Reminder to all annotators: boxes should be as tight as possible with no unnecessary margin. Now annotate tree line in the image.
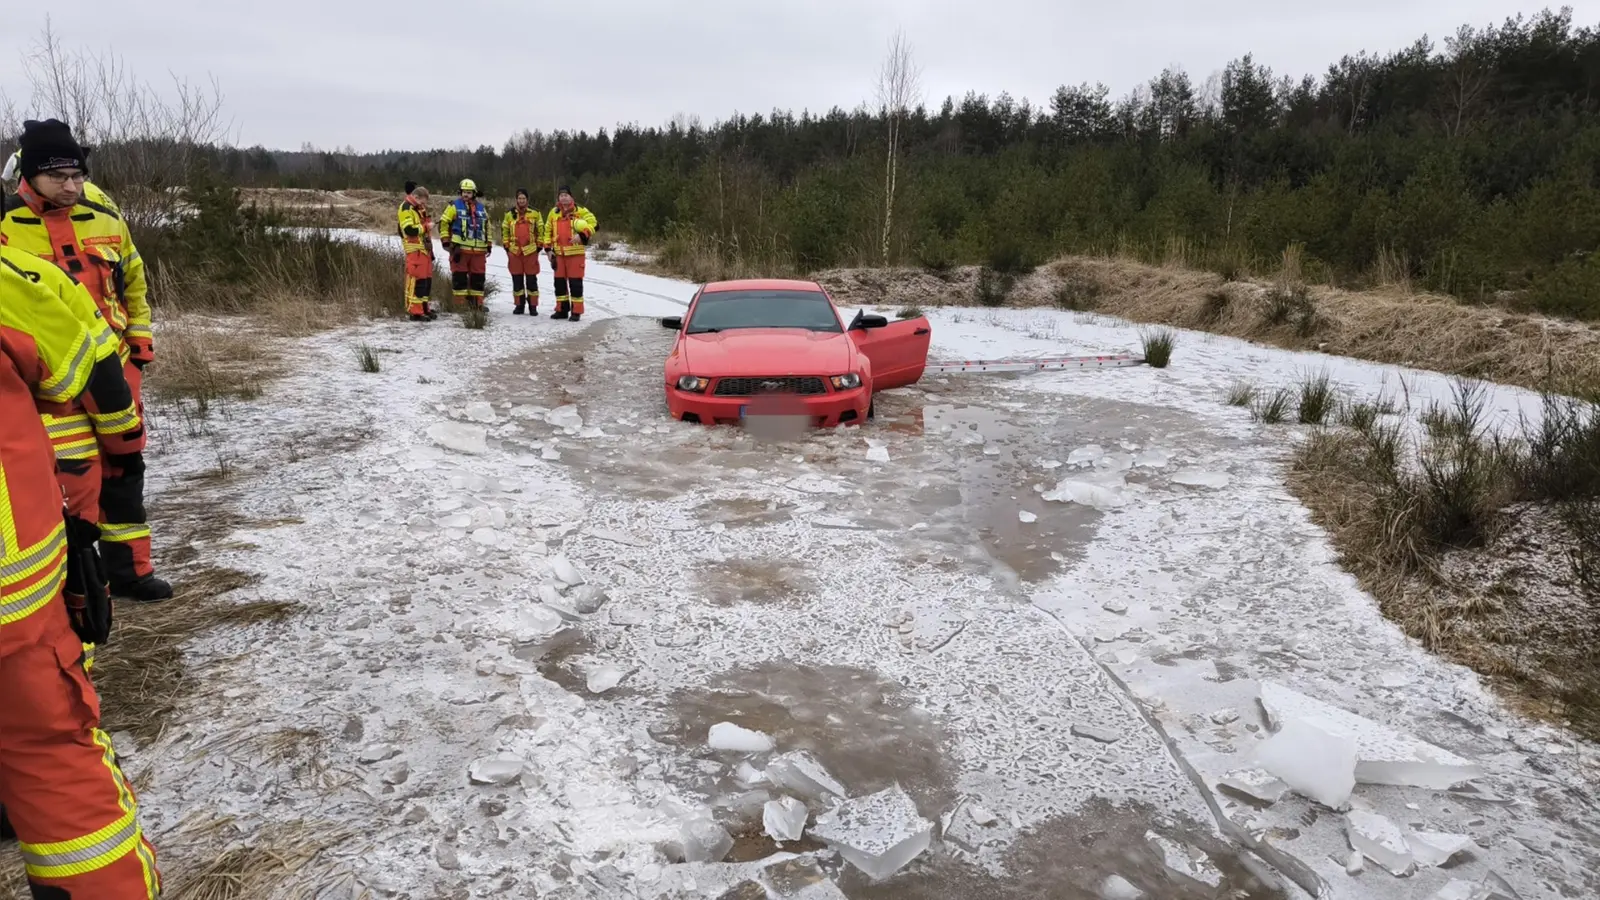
[187,8,1600,318]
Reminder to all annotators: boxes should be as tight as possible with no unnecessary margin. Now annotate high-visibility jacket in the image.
[398,196,434,257]
[439,198,491,252]
[11,251,144,462]
[502,208,547,256]
[545,204,597,257]
[0,179,153,366]
[1,246,105,629]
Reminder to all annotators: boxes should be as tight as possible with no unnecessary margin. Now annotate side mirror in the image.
[661,316,682,330]
[856,314,890,329]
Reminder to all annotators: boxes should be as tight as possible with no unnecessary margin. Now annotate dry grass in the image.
[154,817,360,900]
[96,568,298,745]
[1289,386,1600,739]
[812,255,1600,396]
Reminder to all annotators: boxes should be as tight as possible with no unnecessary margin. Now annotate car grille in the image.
[713,376,828,397]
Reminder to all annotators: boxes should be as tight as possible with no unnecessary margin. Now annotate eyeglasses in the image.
[39,170,87,184]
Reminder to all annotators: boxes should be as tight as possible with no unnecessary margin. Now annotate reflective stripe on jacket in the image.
[0,180,152,364]
[545,205,596,257]
[439,198,490,251]
[502,209,546,256]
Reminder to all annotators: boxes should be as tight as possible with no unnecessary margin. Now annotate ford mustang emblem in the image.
[761,380,782,392]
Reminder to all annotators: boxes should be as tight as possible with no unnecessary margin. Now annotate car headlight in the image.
[677,375,709,393]
[830,373,862,390]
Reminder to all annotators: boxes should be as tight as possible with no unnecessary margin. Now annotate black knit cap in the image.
[515,187,529,198]
[19,119,89,180]
[558,184,572,195]
[404,180,417,194]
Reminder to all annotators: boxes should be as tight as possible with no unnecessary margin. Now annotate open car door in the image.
[848,312,932,391]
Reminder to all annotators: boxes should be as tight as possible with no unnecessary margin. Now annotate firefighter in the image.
[502,188,545,315]
[438,178,491,309]
[398,181,438,322]
[1,243,163,897]
[0,119,172,603]
[545,185,596,322]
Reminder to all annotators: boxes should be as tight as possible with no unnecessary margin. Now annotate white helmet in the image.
[1,149,18,184]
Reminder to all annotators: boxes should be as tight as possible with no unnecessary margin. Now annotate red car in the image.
[661,278,932,426]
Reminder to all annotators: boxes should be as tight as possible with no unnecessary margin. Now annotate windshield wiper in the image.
[687,327,721,334]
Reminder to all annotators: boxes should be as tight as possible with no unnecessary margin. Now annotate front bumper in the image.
[667,382,870,427]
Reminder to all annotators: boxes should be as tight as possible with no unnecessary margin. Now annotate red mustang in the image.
[661,279,932,426]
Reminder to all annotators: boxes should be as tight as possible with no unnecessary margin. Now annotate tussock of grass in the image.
[896,306,924,319]
[461,306,490,329]
[1140,327,1176,368]
[1297,371,1338,425]
[1251,387,1294,424]
[1195,288,1230,326]
[1340,399,1383,432]
[356,343,380,373]
[1225,380,1257,407]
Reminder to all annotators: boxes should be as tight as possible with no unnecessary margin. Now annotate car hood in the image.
[682,329,855,375]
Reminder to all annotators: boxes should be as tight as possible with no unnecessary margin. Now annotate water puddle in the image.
[694,559,816,606]
[656,663,957,814]
[839,797,1290,899]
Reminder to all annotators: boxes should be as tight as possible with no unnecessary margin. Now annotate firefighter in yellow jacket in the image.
[0,119,171,603]
[398,181,438,322]
[438,178,492,309]
[0,242,163,898]
[502,188,546,315]
[545,185,596,322]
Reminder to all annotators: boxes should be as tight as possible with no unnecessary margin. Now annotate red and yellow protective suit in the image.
[544,202,596,319]
[501,206,545,314]
[1,179,161,596]
[397,195,436,320]
[1,244,161,897]
[439,196,491,308]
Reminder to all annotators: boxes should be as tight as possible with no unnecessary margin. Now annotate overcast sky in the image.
[1,1,1595,152]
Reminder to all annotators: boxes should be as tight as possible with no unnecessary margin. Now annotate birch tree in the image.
[876,29,922,265]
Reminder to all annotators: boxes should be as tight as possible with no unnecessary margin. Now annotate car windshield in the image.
[685,290,842,334]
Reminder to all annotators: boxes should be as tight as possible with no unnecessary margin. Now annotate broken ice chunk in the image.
[468,756,527,785]
[678,817,734,863]
[1146,832,1223,890]
[1432,881,1480,900]
[548,555,585,586]
[357,744,401,764]
[1042,478,1126,509]
[569,584,609,614]
[426,422,487,455]
[1103,600,1129,614]
[1068,444,1105,466]
[1406,831,1475,868]
[762,796,809,842]
[1019,510,1038,524]
[810,785,933,882]
[542,446,561,461]
[1217,767,1291,805]
[586,665,629,694]
[1072,724,1122,744]
[1345,811,1415,876]
[708,722,776,754]
[1259,682,1484,789]
[765,751,846,801]
[1253,717,1357,809]
[865,440,891,463]
[1171,469,1231,489]
[967,804,998,826]
[515,605,567,642]
[1210,708,1241,725]
[464,400,498,423]
[546,405,584,430]
[1099,875,1144,900]
[1134,449,1170,468]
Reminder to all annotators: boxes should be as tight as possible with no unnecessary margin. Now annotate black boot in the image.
[1,805,14,841]
[569,312,581,322]
[513,300,526,315]
[111,574,173,603]
[551,307,569,320]
[409,313,425,322]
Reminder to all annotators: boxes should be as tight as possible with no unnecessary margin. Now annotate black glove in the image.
[63,514,112,646]
[132,358,149,370]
